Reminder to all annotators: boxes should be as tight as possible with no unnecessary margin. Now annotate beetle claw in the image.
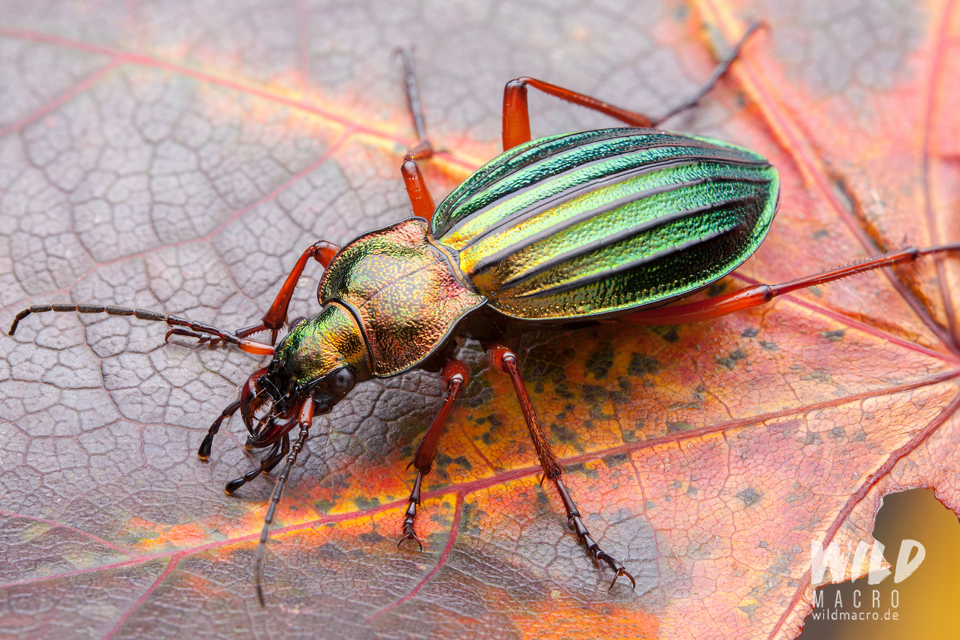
[398,530,424,552]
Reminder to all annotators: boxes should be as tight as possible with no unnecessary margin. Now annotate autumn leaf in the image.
[1,0,959,639]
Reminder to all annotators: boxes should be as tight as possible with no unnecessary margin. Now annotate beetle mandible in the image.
[8,22,960,604]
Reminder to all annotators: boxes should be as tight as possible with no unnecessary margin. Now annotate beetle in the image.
[7,22,959,604]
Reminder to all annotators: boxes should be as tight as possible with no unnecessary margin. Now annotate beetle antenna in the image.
[255,397,315,607]
[8,302,274,355]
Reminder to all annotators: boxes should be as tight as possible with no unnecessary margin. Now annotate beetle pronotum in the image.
[7,22,959,605]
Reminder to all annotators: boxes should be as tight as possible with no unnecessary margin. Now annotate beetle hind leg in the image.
[490,345,636,590]
[398,361,469,550]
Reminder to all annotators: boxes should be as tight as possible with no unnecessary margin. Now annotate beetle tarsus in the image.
[398,471,425,551]
[561,483,637,591]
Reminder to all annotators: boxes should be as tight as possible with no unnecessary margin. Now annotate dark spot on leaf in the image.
[670,480,682,489]
[717,349,747,370]
[741,327,759,338]
[582,384,606,404]
[319,543,347,560]
[551,422,577,444]
[436,452,473,471]
[622,429,637,443]
[609,389,629,404]
[535,485,550,508]
[829,426,845,440]
[801,368,833,384]
[663,329,680,343]
[628,353,662,376]
[738,488,761,507]
[803,431,823,445]
[687,485,698,496]
[354,496,380,510]
[358,531,385,544]
[667,421,693,433]
[707,282,728,297]
[760,341,778,351]
[812,228,830,240]
[603,453,628,468]
[568,462,598,479]
[832,176,855,213]
[555,382,574,399]
[822,330,845,342]
[585,344,614,379]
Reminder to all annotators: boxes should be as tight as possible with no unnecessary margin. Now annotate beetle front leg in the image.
[235,240,341,344]
[398,361,469,550]
[489,345,636,590]
[502,20,760,151]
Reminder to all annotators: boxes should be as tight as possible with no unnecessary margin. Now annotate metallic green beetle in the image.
[13,28,953,603]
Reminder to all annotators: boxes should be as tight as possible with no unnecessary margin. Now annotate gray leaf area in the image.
[0,0,921,638]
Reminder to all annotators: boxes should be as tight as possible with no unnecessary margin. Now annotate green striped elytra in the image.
[8,28,959,604]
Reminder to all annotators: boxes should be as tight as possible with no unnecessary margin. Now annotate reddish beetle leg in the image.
[398,360,469,550]
[490,345,636,590]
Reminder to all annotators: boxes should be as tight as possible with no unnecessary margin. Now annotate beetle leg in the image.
[399,361,469,550]
[256,397,314,606]
[224,435,291,494]
[401,156,437,224]
[490,345,636,590]
[198,399,242,459]
[397,47,433,160]
[622,242,960,326]
[235,240,341,344]
[394,48,439,224]
[501,20,761,151]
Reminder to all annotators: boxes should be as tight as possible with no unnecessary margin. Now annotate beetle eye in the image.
[329,367,356,395]
[288,316,307,330]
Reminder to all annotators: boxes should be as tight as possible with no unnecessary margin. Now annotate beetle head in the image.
[240,303,370,448]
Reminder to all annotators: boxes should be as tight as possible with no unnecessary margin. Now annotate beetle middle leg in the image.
[489,345,636,590]
[501,20,761,151]
[396,48,439,224]
[398,360,469,550]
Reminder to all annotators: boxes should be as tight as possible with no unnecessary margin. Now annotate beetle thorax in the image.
[316,218,486,377]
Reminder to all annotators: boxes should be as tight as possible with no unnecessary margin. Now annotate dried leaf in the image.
[1,1,958,639]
